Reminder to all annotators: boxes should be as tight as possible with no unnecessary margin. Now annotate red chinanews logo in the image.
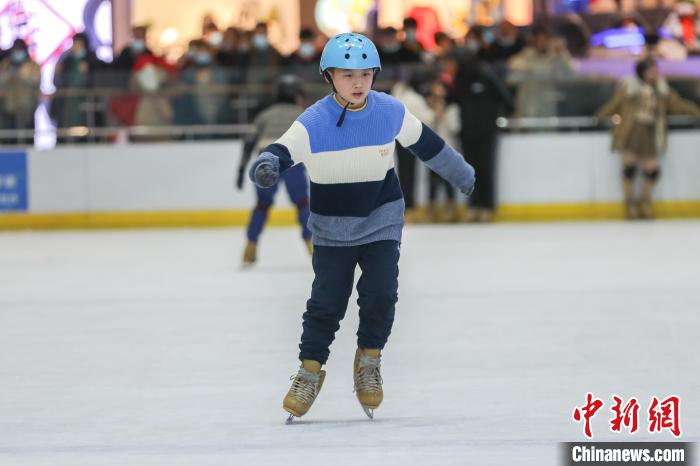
[572,393,681,439]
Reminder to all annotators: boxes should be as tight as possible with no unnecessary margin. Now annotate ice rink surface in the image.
[1,221,699,466]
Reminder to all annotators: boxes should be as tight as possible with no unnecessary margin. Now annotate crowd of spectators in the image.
[1,6,699,222]
[2,2,700,139]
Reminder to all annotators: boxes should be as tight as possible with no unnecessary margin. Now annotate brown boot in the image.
[283,360,326,419]
[624,200,640,220]
[639,179,656,220]
[478,209,494,223]
[442,200,459,223]
[465,208,480,223]
[622,176,639,220]
[427,203,441,223]
[242,241,257,265]
[353,348,383,418]
[639,200,655,220]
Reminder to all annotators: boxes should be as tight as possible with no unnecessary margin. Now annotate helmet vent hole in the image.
[362,53,367,59]
[344,53,350,59]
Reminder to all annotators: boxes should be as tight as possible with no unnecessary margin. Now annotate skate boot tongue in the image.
[301,359,321,373]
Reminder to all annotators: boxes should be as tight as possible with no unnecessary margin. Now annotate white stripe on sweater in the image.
[396,104,424,148]
[305,142,396,185]
[275,121,311,164]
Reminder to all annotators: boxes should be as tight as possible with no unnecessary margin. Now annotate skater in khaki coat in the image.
[596,58,700,219]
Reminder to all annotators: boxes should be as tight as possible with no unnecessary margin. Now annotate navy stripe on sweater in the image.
[407,123,445,162]
[310,169,402,217]
[266,143,294,171]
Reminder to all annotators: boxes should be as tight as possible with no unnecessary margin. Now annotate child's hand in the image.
[461,179,475,197]
[249,152,280,188]
[255,163,279,188]
[459,166,476,196]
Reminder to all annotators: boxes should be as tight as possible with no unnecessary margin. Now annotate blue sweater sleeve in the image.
[397,107,475,193]
[247,119,311,183]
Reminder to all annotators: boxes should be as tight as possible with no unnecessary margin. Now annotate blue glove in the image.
[249,152,280,188]
[461,178,476,196]
[459,166,476,196]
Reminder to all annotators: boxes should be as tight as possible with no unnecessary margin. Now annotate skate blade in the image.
[362,406,374,419]
[286,413,296,424]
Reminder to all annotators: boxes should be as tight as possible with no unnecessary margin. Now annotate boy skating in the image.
[248,33,476,420]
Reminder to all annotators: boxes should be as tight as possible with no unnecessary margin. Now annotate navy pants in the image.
[246,164,311,242]
[299,240,400,364]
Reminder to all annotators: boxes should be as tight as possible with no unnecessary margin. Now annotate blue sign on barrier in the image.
[0,151,28,211]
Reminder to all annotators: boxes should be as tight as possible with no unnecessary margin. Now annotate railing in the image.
[1,75,699,145]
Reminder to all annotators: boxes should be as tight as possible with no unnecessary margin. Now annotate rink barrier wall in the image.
[0,201,698,230]
[1,132,699,229]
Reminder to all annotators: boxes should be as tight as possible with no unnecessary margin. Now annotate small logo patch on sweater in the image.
[379,148,389,157]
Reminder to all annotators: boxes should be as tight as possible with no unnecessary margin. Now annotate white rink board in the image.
[19,130,700,214]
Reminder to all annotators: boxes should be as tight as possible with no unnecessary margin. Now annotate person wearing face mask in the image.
[0,39,40,145]
[129,54,176,140]
[460,26,492,60]
[204,23,223,50]
[508,25,574,118]
[247,23,284,113]
[377,26,421,82]
[247,23,283,77]
[286,28,323,84]
[401,17,424,55]
[112,25,153,83]
[378,26,420,64]
[216,27,240,68]
[51,32,104,143]
[177,40,227,132]
[486,20,525,62]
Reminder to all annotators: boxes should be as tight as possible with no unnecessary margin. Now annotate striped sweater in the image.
[251,90,475,246]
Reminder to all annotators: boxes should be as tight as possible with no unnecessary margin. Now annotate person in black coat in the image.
[453,52,514,222]
[112,25,153,86]
[51,32,105,142]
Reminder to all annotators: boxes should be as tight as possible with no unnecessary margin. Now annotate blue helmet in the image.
[319,32,381,76]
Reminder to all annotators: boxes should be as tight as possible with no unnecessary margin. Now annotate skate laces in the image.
[289,368,320,404]
[355,354,382,393]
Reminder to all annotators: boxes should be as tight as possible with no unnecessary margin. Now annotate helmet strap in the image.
[323,70,338,93]
[336,101,351,127]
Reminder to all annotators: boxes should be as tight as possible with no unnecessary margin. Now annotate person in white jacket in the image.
[390,77,435,222]
[425,80,462,222]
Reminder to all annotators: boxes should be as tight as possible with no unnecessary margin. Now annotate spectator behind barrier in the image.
[508,25,574,117]
[0,38,40,145]
[483,20,526,61]
[663,0,700,56]
[216,27,241,68]
[51,32,105,144]
[377,26,422,81]
[177,40,227,133]
[112,25,153,85]
[129,55,176,140]
[402,18,425,55]
[424,79,462,223]
[246,22,283,85]
[286,28,323,84]
[454,51,514,222]
[390,68,436,223]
